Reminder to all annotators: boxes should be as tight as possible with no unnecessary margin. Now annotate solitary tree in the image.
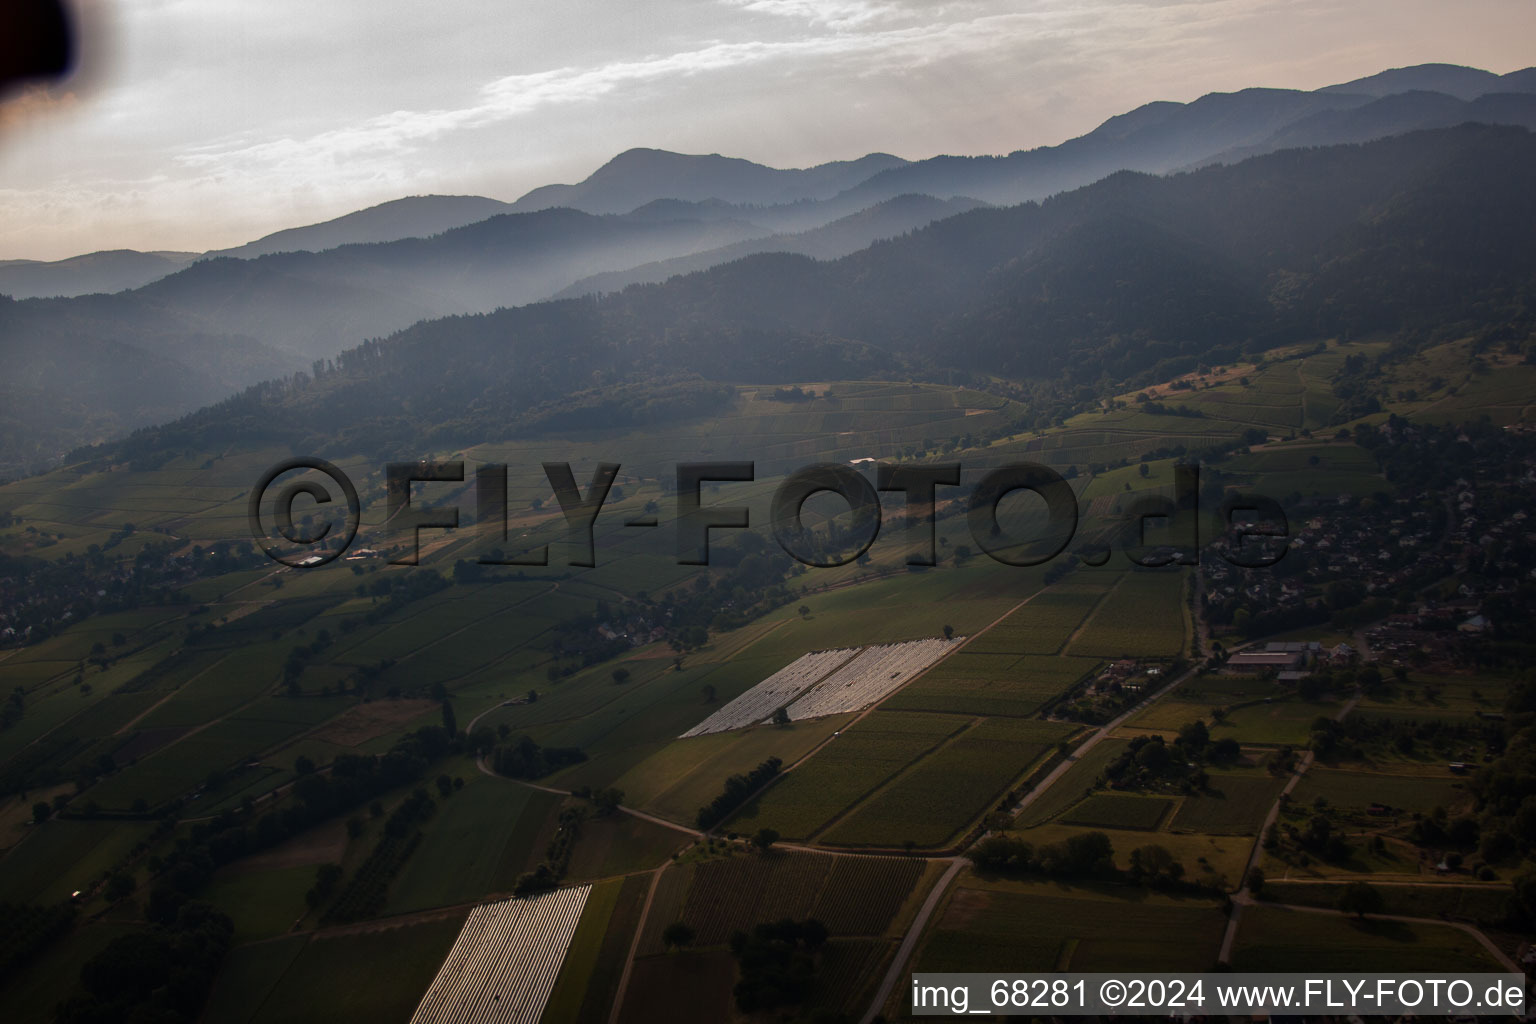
[752,828,780,853]
[702,683,717,704]
[612,667,631,685]
[592,788,624,815]
[771,707,791,727]
[942,624,955,640]
[1337,880,1384,919]
[662,921,696,951]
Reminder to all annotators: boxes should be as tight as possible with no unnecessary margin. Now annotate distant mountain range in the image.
[8,61,1532,303]
[0,249,198,300]
[204,194,516,261]
[101,124,1536,476]
[2,62,1534,475]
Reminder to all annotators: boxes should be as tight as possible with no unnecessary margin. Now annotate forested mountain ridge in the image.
[7,64,1536,476]
[98,124,1536,469]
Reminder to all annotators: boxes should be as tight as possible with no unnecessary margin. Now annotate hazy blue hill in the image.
[204,194,515,259]
[0,196,518,300]
[0,205,786,474]
[819,64,1536,209]
[134,207,768,359]
[827,88,1375,207]
[1193,89,1536,167]
[554,193,986,297]
[509,148,909,214]
[1501,68,1536,93]
[0,249,197,299]
[99,125,1536,469]
[0,290,296,472]
[12,65,1536,475]
[1321,62,1536,100]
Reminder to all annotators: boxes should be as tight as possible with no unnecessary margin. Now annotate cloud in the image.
[719,0,898,28]
[171,16,1019,179]
[171,7,1108,183]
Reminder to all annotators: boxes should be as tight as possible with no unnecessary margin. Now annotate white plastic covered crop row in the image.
[777,637,960,721]
[678,647,859,737]
[410,884,590,1024]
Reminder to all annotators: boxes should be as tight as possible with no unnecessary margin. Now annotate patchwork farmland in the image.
[409,886,590,1024]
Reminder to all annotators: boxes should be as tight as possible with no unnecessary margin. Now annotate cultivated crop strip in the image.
[779,637,960,721]
[679,647,860,737]
[410,885,591,1024]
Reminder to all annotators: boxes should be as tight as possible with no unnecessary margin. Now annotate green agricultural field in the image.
[1172,676,1290,704]
[681,850,834,944]
[247,914,467,1024]
[1230,905,1500,971]
[1126,696,1340,747]
[882,654,1097,717]
[1292,769,1468,815]
[620,950,738,1024]
[748,563,1039,658]
[88,713,320,810]
[822,718,1076,848]
[913,877,1227,975]
[1061,793,1174,830]
[1355,674,1510,722]
[727,712,966,840]
[636,861,696,957]
[1015,738,1134,828]
[202,935,309,1024]
[0,818,155,904]
[1221,442,1385,496]
[561,872,652,1024]
[1169,773,1284,834]
[1067,571,1188,659]
[811,856,927,936]
[1261,882,1515,925]
[1016,822,1251,888]
[543,876,627,1023]
[965,589,1106,656]
[614,714,852,825]
[203,864,314,944]
[807,939,891,1017]
[564,811,689,882]
[385,777,561,913]
[132,646,291,728]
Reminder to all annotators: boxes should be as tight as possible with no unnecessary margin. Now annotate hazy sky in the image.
[2,0,1532,261]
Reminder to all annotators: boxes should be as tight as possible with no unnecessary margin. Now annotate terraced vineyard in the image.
[409,886,590,1024]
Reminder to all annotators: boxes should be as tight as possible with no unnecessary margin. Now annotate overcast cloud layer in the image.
[1,0,1533,260]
